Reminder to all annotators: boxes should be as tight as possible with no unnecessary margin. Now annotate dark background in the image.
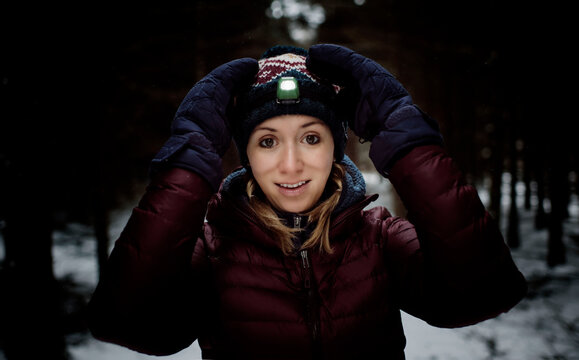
[0,1,575,359]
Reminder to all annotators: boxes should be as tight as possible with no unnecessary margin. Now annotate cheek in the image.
[247,152,273,184]
[318,148,335,171]
[247,147,262,170]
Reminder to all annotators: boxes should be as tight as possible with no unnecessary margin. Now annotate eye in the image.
[259,137,277,148]
[304,134,320,145]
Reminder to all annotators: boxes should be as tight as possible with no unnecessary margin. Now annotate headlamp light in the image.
[276,77,300,104]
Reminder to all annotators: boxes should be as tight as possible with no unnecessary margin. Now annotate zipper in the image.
[296,215,310,289]
[295,215,311,288]
[300,248,319,343]
[293,215,321,352]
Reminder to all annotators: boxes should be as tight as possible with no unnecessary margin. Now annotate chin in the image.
[276,201,312,214]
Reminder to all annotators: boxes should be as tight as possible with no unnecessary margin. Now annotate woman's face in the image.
[246,114,335,213]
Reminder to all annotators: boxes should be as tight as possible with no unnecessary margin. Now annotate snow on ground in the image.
[19,174,579,359]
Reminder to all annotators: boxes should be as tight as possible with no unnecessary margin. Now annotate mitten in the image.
[306,44,442,176]
[151,58,258,191]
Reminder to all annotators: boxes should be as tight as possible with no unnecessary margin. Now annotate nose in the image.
[279,143,303,174]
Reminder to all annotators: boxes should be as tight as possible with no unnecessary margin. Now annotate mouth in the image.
[276,180,310,189]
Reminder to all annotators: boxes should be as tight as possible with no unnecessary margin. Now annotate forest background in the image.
[0,1,576,359]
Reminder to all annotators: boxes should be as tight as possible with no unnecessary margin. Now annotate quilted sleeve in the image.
[86,168,213,355]
[384,145,527,328]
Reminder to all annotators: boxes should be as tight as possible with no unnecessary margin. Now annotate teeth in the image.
[279,181,307,189]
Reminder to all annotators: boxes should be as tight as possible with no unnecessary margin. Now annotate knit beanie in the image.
[232,45,347,167]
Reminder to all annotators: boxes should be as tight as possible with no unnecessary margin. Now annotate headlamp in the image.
[276,77,300,104]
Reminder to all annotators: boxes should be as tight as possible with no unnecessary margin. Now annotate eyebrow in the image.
[253,120,324,133]
[302,120,324,128]
[253,126,278,132]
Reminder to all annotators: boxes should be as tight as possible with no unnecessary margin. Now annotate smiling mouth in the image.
[277,180,310,189]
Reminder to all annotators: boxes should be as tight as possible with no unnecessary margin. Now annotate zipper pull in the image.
[293,215,302,229]
[300,250,310,288]
[300,250,309,269]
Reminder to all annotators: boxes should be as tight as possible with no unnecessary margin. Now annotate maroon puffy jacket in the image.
[87,145,527,359]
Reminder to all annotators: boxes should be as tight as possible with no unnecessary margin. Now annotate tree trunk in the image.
[547,160,567,268]
[0,167,67,360]
[507,155,520,248]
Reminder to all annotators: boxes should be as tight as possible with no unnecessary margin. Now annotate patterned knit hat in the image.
[232,45,347,167]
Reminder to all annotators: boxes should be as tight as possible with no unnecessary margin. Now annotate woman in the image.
[87,45,527,359]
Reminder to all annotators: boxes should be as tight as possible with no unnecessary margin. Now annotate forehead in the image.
[253,114,328,132]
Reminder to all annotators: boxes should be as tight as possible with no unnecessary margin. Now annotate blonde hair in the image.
[246,163,345,255]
